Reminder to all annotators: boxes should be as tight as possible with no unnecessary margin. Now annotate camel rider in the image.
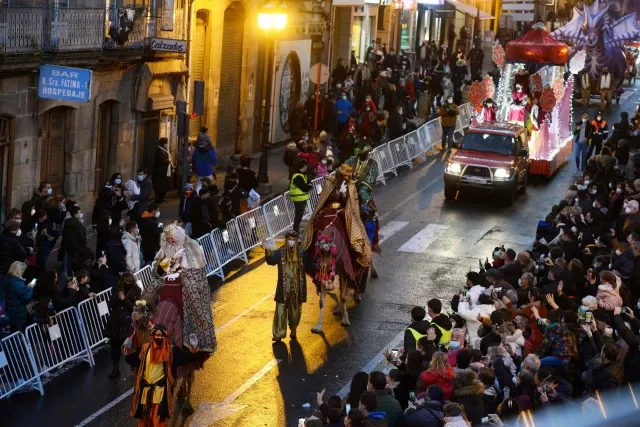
[265,231,307,343]
[289,160,312,235]
[345,144,379,206]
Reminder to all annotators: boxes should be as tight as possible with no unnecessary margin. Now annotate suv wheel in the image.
[444,186,457,200]
[519,171,528,194]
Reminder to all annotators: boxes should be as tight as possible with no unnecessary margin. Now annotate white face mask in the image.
[115,178,122,185]
[31,208,36,216]
[487,103,493,108]
[47,188,53,195]
[16,229,22,237]
[616,249,622,256]
[321,159,327,165]
[617,188,623,194]
[108,218,112,226]
[154,211,160,218]
[287,240,296,248]
[342,96,347,100]
[448,98,453,104]
[78,212,84,219]
[593,202,599,208]
[575,197,580,204]
[138,174,145,181]
[518,278,522,287]
[591,189,597,195]
[582,118,587,122]
[584,180,590,185]
[626,207,632,214]
[597,116,602,121]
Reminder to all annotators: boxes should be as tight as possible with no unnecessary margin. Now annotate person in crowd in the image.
[368,371,402,426]
[442,402,471,427]
[587,111,609,160]
[346,371,370,415]
[152,137,173,204]
[190,188,213,239]
[30,181,52,214]
[0,220,27,276]
[400,385,445,427]
[403,306,431,356]
[129,168,152,221]
[4,261,34,332]
[61,205,87,275]
[420,351,455,400]
[192,129,218,193]
[359,391,388,426]
[427,298,453,348]
[122,221,142,273]
[139,202,162,264]
[95,210,112,259]
[227,148,242,174]
[105,272,141,378]
[439,96,458,153]
[179,183,195,236]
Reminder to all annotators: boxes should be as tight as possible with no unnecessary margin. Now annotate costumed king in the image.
[344,144,381,286]
[265,230,307,343]
[508,83,528,127]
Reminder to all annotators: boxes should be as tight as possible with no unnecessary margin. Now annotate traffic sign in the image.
[309,63,330,85]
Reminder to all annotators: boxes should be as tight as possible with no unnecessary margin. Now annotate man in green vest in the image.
[289,159,312,235]
[427,298,453,349]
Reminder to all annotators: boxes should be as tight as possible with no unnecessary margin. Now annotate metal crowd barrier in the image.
[24,307,94,378]
[211,220,248,268]
[373,143,397,185]
[197,233,225,280]
[0,331,43,399]
[134,265,154,291]
[76,288,113,350]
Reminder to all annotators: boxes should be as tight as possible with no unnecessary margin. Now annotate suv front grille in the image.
[463,166,491,178]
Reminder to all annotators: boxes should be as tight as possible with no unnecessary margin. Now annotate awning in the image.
[445,0,494,20]
[148,59,188,76]
[133,60,187,111]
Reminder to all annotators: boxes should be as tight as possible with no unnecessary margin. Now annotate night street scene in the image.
[2,1,640,426]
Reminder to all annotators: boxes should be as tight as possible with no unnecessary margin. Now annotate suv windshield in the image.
[460,132,516,156]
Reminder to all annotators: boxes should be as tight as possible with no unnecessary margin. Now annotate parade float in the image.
[491,23,573,177]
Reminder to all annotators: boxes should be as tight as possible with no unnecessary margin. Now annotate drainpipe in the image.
[180,0,195,191]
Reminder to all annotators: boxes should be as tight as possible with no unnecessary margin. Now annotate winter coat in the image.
[596,283,623,311]
[61,217,87,259]
[373,390,403,427]
[105,285,141,340]
[420,367,455,400]
[191,145,218,177]
[444,416,470,427]
[179,194,195,224]
[537,323,574,358]
[613,315,640,382]
[152,145,171,193]
[440,104,459,128]
[457,301,495,348]
[237,167,258,193]
[400,400,444,427]
[452,370,484,426]
[191,197,213,239]
[139,213,161,262]
[122,231,142,273]
[611,250,635,278]
[3,275,33,330]
[335,98,355,124]
[0,230,27,275]
[129,177,152,218]
[364,412,389,427]
[592,360,624,391]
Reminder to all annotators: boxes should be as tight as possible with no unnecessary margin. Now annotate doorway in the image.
[96,101,119,190]
[41,107,71,195]
[138,113,160,172]
[0,116,13,222]
[190,10,208,139]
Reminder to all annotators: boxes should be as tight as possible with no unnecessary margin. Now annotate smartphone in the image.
[298,418,306,427]
[29,278,37,286]
[622,307,629,314]
[345,403,351,414]
[491,324,498,333]
[585,311,593,323]
[391,348,399,361]
[578,312,585,324]
[481,416,489,424]
[494,286,502,297]
[409,391,416,402]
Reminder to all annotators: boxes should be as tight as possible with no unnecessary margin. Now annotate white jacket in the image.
[122,231,142,273]
[458,300,495,349]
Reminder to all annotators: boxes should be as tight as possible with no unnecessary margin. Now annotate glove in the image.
[339,181,347,195]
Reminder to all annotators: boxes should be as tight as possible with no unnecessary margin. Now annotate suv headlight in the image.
[446,162,462,174]
[493,168,512,179]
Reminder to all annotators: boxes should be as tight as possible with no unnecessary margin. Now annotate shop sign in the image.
[150,38,187,53]
[38,65,92,103]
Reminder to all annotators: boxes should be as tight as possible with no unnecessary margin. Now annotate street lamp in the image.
[257,1,288,189]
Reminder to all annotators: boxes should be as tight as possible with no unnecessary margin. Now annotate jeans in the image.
[575,141,588,171]
[292,200,307,235]
[442,125,455,149]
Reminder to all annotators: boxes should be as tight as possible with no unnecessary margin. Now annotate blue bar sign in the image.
[38,65,92,103]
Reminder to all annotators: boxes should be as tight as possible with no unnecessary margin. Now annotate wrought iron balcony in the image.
[0,6,187,55]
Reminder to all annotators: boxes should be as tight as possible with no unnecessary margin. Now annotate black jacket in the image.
[179,194,195,223]
[452,371,484,426]
[431,314,453,347]
[592,360,624,391]
[61,217,87,258]
[613,314,640,382]
[139,215,161,260]
[387,111,404,140]
[0,230,27,275]
[130,177,153,217]
[191,197,212,239]
[105,285,141,340]
[399,400,444,427]
[322,100,338,134]
[403,320,431,356]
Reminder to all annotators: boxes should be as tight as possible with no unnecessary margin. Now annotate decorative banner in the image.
[493,42,506,68]
[469,81,486,108]
[540,86,556,112]
[483,75,495,99]
[530,73,543,95]
[552,79,565,105]
[505,22,569,65]
[569,50,587,75]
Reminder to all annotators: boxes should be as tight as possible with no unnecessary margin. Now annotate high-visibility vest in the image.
[289,173,310,202]
[407,323,452,349]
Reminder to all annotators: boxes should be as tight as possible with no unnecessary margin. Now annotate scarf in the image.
[159,145,174,177]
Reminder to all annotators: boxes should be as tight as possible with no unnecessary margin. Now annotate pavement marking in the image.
[336,328,406,398]
[189,359,281,426]
[216,292,275,334]
[75,388,134,427]
[397,224,450,253]
[378,221,409,245]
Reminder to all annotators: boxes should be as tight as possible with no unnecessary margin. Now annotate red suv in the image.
[443,122,530,205]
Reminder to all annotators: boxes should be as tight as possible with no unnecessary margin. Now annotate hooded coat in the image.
[451,370,484,426]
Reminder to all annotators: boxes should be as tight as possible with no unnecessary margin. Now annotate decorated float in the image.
[492,23,573,177]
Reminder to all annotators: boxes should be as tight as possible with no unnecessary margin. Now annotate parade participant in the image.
[481,98,497,123]
[289,160,312,235]
[529,97,541,157]
[587,111,609,159]
[439,96,459,153]
[128,324,202,427]
[580,71,592,111]
[265,231,307,342]
[508,83,528,127]
[599,67,613,111]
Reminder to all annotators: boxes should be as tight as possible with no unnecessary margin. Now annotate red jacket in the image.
[299,151,319,170]
[420,367,455,400]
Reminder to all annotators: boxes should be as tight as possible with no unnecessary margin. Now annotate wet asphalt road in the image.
[2,84,639,427]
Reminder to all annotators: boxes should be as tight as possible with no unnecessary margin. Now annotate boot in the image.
[108,362,121,378]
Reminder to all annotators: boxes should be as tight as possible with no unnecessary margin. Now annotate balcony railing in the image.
[0,6,186,55]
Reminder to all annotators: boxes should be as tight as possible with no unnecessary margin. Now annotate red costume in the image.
[508,89,528,123]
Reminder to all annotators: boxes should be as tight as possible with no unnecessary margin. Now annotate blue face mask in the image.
[448,340,461,350]
[114,178,122,185]
[47,188,52,195]
[137,174,144,182]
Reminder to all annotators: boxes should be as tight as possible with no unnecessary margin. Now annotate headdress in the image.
[360,144,373,155]
[338,163,354,178]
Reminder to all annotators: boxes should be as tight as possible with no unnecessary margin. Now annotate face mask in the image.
[616,249,622,256]
[609,183,614,189]
[16,229,22,237]
[487,103,493,108]
[137,174,144,181]
[185,191,192,197]
[582,118,587,122]
[154,211,160,218]
[584,180,590,185]
[604,327,613,337]
[448,99,453,104]
[597,116,602,121]
[114,178,122,185]
[365,107,371,112]
[31,208,36,216]
[303,136,309,141]
[321,159,327,165]
[398,110,403,115]
[79,212,84,219]
[518,278,522,287]
[575,197,580,204]
[47,188,52,195]
[517,87,523,92]
[342,96,347,100]
[153,337,165,347]
[108,218,112,226]
[593,202,599,208]
[626,207,632,214]
[617,188,623,193]
[448,340,461,350]
[287,240,296,248]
